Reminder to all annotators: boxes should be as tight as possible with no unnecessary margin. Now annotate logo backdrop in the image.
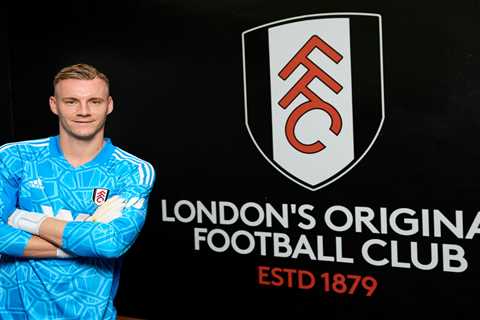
[243,13,384,190]
[6,2,480,319]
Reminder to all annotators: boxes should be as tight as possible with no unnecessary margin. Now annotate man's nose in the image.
[77,102,91,115]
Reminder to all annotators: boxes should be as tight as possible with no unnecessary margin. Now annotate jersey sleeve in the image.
[0,145,33,257]
[61,161,156,258]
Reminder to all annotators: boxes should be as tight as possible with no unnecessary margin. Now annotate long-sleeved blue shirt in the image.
[0,136,155,320]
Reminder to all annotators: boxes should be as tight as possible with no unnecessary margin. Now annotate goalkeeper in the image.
[0,64,155,319]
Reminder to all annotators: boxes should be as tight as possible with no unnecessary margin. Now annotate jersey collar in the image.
[49,135,115,168]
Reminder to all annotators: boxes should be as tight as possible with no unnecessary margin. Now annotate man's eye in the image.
[65,101,76,105]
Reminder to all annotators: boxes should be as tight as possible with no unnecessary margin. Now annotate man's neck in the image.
[59,133,105,168]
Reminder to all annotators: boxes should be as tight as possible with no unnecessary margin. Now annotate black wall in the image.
[6,1,480,319]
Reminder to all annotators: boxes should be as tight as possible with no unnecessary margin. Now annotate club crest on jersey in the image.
[242,13,384,191]
[93,188,110,206]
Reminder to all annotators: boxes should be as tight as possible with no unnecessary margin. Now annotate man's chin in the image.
[67,129,103,141]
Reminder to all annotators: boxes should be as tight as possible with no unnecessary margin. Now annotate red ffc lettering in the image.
[278,35,343,154]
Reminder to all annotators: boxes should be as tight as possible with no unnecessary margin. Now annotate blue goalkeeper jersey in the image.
[0,136,155,320]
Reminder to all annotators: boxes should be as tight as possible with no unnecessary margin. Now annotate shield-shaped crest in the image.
[242,13,384,191]
[93,188,110,206]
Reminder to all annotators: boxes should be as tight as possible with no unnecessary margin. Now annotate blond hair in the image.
[53,63,109,93]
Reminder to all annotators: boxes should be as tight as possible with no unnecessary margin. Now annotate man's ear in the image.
[107,96,113,115]
[49,96,58,115]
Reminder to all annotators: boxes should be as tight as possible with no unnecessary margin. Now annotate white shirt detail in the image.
[28,178,44,190]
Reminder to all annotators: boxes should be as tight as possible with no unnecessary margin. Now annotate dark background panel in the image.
[1,6,13,145]
[6,1,480,319]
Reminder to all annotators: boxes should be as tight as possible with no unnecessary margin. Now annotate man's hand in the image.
[8,209,47,235]
[87,195,126,223]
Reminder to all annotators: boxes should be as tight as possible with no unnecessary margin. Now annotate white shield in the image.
[242,13,384,191]
[93,188,110,206]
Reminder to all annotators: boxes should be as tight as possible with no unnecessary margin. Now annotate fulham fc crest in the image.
[242,13,384,191]
[93,188,110,206]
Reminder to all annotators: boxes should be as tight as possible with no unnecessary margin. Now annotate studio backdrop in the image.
[5,1,480,319]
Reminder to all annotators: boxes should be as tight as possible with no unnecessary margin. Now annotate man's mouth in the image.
[73,120,95,124]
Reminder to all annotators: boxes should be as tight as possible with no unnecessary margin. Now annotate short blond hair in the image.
[53,63,110,93]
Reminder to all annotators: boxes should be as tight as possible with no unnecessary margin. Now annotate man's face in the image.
[49,78,113,141]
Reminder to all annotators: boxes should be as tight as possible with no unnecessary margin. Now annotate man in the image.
[0,64,155,319]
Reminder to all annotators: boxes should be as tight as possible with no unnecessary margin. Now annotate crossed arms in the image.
[2,190,150,259]
[0,155,154,260]
[7,196,127,258]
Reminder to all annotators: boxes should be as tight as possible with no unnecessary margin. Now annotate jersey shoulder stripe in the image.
[0,138,50,153]
[0,138,50,164]
[112,148,155,186]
